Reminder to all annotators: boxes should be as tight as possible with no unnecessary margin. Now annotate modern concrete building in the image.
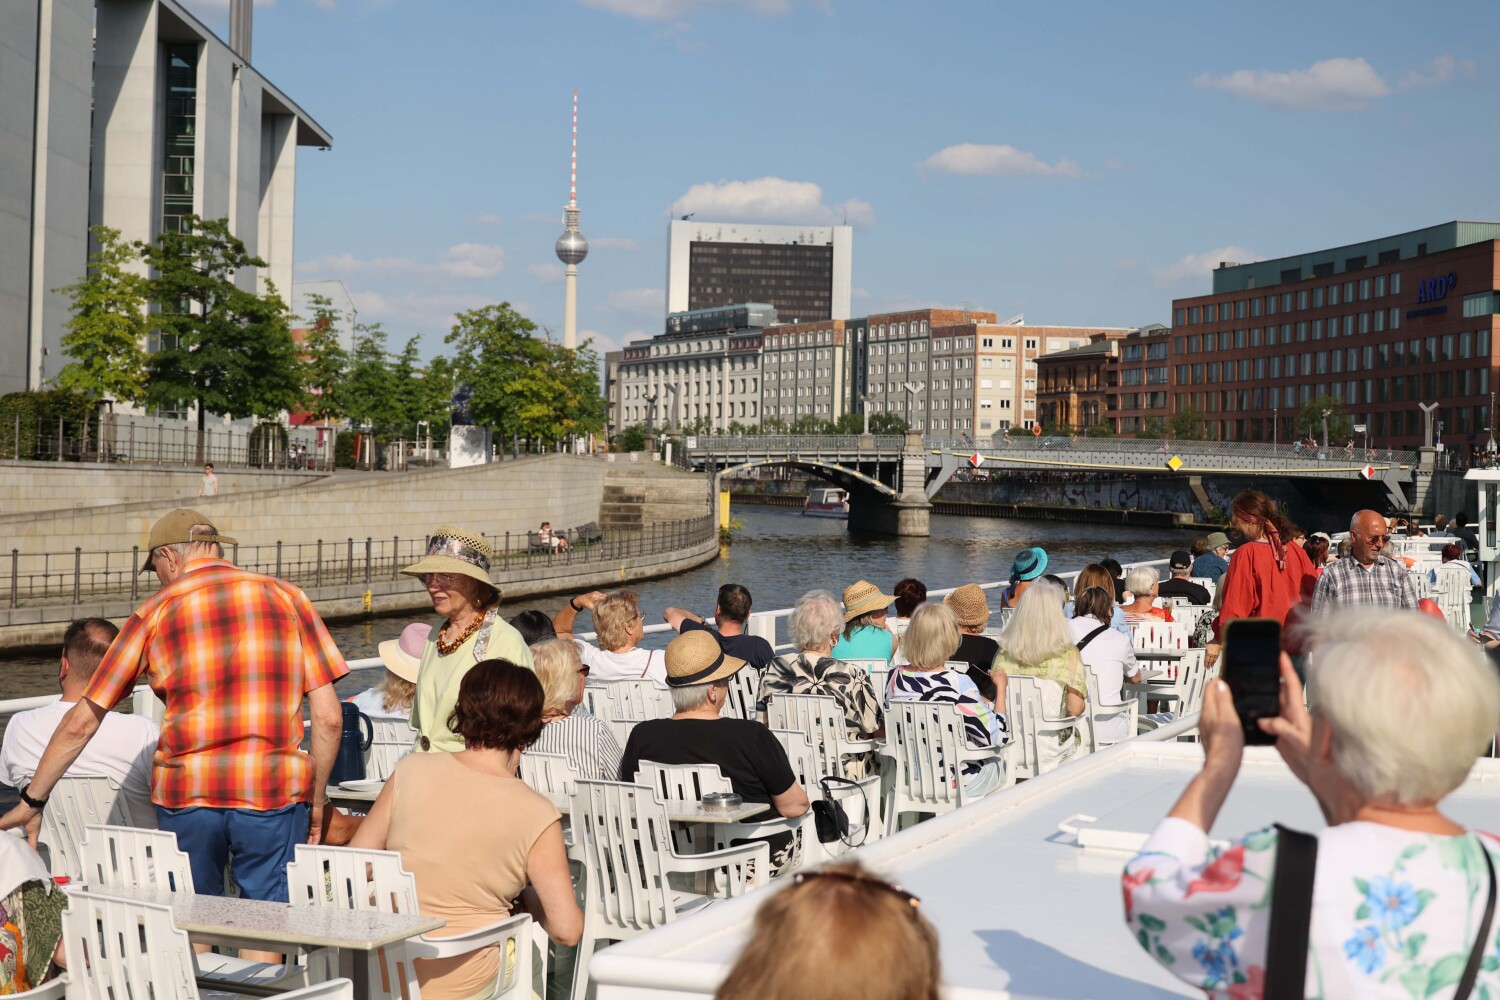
[760,319,850,426]
[1,0,332,397]
[665,220,852,323]
[615,304,775,433]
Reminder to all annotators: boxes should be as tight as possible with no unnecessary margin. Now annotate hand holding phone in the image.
[1221,618,1282,745]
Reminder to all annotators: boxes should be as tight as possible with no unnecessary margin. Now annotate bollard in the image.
[275,540,282,579]
[504,533,509,571]
[9,549,17,609]
[346,538,354,585]
[316,539,323,588]
[364,538,372,584]
[392,536,399,579]
[131,546,139,602]
[72,547,81,604]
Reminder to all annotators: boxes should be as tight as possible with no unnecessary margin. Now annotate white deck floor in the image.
[590,727,1500,1000]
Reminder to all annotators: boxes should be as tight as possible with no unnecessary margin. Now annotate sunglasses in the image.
[421,572,463,587]
[1358,532,1391,545]
[792,870,921,916]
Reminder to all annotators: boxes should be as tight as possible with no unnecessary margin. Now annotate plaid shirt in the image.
[1310,554,1420,617]
[83,558,348,810]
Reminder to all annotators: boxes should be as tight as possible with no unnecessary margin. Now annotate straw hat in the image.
[139,508,237,573]
[842,580,895,622]
[663,629,746,688]
[400,525,498,594]
[1010,547,1048,582]
[377,622,432,684]
[943,584,990,630]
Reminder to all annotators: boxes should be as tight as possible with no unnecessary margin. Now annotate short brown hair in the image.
[593,590,641,650]
[893,577,927,617]
[1073,586,1115,625]
[62,618,119,683]
[446,659,545,752]
[714,861,941,1000]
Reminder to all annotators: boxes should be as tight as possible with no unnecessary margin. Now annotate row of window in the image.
[1176,310,1409,353]
[1174,273,1405,326]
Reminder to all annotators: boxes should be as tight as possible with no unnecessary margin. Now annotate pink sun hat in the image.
[377,623,432,683]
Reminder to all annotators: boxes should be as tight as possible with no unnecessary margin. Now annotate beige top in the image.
[385,752,560,1000]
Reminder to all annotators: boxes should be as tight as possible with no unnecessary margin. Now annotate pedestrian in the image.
[0,509,347,907]
[198,462,218,497]
[1218,489,1313,627]
[1190,532,1231,583]
[1311,510,1420,616]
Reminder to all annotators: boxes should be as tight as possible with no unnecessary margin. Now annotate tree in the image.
[1295,394,1352,444]
[870,412,910,434]
[388,336,426,433]
[413,354,456,443]
[1170,407,1208,441]
[1085,422,1115,437]
[832,412,865,434]
[615,423,648,452]
[54,227,149,403]
[140,216,303,456]
[341,321,399,433]
[1140,416,1168,438]
[298,292,348,424]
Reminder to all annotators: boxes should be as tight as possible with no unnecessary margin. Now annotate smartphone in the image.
[1221,618,1282,745]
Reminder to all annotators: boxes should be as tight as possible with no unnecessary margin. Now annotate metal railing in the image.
[695,435,906,453]
[4,514,717,610]
[2,414,333,471]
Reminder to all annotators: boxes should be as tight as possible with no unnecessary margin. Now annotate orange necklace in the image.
[437,609,486,656]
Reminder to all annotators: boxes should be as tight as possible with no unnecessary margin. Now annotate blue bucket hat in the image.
[1010,547,1048,582]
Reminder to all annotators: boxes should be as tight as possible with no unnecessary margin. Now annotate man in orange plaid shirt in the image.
[0,509,347,902]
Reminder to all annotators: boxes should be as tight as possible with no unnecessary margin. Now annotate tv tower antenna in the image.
[554,90,588,350]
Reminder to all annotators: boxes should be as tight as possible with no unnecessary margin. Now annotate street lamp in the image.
[417,419,431,466]
[1273,403,1278,449]
[1320,408,1332,450]
[902,381,920,433]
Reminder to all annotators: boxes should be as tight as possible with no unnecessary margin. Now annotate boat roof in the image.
[590,724,1500,999]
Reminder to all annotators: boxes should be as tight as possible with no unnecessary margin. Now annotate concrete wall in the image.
[0,460,323,516]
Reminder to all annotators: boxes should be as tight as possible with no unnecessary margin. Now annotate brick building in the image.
[1035,332,1129,433]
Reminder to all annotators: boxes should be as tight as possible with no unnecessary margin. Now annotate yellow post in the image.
[719,491,731,530]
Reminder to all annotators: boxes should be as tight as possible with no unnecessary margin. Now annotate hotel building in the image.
[615,303,774,432]
[665,220,852,323]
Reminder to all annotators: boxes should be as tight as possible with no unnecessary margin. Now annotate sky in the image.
[181,0,1500,362]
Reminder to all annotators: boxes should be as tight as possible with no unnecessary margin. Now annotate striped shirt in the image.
[533,714,622,781]
[1310,553,1420,616]
[83,558,348,811]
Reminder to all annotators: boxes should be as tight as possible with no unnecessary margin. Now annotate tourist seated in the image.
[508,609,557,647]
[0,618,159,824]
[1123,610,1500,999]
[1121,566,1174,624]
[888,604,1007,796]
[1155,550,1211,605]
[713,861,941,1000]
[1431,542,1482,587]
[1431,513,1454,537]
[620,631,808,873]
[831,580,896,662]
[1099,557,1129,601]
[664,583,776,674]
[942,583,1007,704]
[530,638,621,780]
[0,836,67,992]
[1068,587,1140,743]
[758,590,883,778]
[993,580,1086,769]
[889,577,927,635]
[1063,563,1131,639]
[352,659,582,1000]
[1303,533,1332,576]
[538,521,569,551]
[999,547,1048,609]
[1190,532,1230,583]
[553,589,667,685]
[347,621,427,722]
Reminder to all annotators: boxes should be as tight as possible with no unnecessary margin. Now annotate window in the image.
[1359,279,1370,301]
[1298,290,1309,310]
[1313,288,1325,307]
[1463,292,1500,318]
[1235,329,1246,349]
[1252,298,1263,317]
[1251,328,1262,347]
[1329,284,1340,306]
[1236,300,1247,319]
[1374,310,1384,333]
[1024,338,1037,350]
[981,337,993,347]
[1206,304,1218,323]
[1375,275,1386,297]
[1391,273,1401,295]
[1190,306,1202,324]
[1297,323,1308,342]
[1174,308,1186,326]
[1282,293,1293,312]
[1267,295,1277,316]
[1390,308,1400,330]
[1312,319,1323,339]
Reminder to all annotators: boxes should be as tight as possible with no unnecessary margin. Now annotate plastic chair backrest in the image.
[1434,562,1472,629]
[79,825,193,894]
[1189,577,1217,598]
[883,701,981,818]
[634,761,731,803]
[721,666,760,721]
[841,658,887,674]
[1130,618,1190,652]
[61,891,200,1000]
[1005,676,1047,781]
[571,780,679,933]
[519,751,579,810]
[40,775,135,880]
[768,729,821,794]
[1082,665,1137,750]
[364,718,415,781]
[765,694,846,778]
[597,680,673,721]
[130,687,165,726]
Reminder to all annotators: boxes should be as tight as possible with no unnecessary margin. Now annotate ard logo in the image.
[1416,272,1458,304]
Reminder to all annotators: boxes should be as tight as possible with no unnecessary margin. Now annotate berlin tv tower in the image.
[554,90,588,350]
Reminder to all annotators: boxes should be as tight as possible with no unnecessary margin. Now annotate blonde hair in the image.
[378,673,416,714]
[714,861,941,1000]
[900,603,961,670]
[531,638,583,715]
[998,579,1072,667]
[593,590,641,651]
[1309,609,1500,806]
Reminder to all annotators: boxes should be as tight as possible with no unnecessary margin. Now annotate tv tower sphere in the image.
[555,222,588,265]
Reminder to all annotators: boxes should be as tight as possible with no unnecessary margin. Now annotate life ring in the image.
[1031,424,1042,437]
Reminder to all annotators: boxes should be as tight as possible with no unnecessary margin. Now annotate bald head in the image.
[1350,510,1390,566]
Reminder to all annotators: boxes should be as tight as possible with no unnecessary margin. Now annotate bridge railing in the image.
[927,437,1417,467]
[695,435,906,454]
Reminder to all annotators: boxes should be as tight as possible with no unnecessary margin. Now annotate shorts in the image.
[156,803,310,902]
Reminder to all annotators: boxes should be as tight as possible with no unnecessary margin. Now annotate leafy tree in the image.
[870,412,910,434]
[1170,407,1208,441]
[413,354,456,443]
[790,415,833,435]
[298,292,347,424]
[833,412,865,434]
[1295,394,1352,444]
[1139,416,1168,438]
[615,423,648,452]
[1085,422,1115,437]
[759,417,788,434]
[54,226,149,403]
[388,336,426,433]
[341,322,398,433]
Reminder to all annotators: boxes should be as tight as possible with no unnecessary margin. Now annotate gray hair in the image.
[158,523,224,565]
[1309,609,1500,806]
[1124,566,1159,598]
[669,680,723,713]
[998,579,1072,667]
[788,589,843,651]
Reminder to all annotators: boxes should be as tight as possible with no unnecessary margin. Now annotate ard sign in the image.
[1417,272,1458,303]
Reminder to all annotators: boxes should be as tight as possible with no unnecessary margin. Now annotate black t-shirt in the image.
[1157,577,1212,605]
[680,619,776,670]
[951,633,1000,702]
[619,717,797,811]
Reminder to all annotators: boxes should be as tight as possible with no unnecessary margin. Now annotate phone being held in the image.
[1220,618,1282,745]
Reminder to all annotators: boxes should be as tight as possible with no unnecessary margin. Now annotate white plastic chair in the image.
[365,719,416,781]
[584,681,671,745]
[129,686,166,726]
[841,658,888,675]
[519,751,579,811]
[1130,618,1191,653]
[287,845,538,1000]
[1082,666,1139,751]
[1190,577,1217,601]
[768,728,883,851]
[1433,562,1473,630]
[1005,675,1085,780]
[879,701,1009,831]
[60,890,354,1000]
[721,666,761,721]
[39,774,139,880]
[764,693,878,781]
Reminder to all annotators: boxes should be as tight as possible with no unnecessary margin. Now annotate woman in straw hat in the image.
[942,583,1006,705]
[401,525,533,753]
[994,579,1086,770]
[347,622,430,721]
[832,580,896,663]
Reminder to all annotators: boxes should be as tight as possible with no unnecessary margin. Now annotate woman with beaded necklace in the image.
[402,525,534,753]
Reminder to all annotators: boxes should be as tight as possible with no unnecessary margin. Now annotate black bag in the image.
[812,775,868,847]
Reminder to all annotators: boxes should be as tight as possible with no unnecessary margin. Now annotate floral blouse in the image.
[1124,817,1500,1000]
[759,652,883,779]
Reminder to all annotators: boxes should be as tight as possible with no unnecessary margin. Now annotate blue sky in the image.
[184,0,1500,360]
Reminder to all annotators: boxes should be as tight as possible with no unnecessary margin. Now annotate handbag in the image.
[812,775,868,847]
[1265,826,1497,999]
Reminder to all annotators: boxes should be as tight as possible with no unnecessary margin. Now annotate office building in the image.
[1107,325,1173,435]
[665,220,852,323]
[760,319,850,425]
[1,0,331,397]
[1170,221,1500,449]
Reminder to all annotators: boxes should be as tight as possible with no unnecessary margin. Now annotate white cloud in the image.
[528,263,565,283]
[1151,246,1259,290]
[591,236,639,250]
[297,243,505,280]
[851,287,871,301]
[577,0,788,21]
[918,143,1083,179]
[600,288,665,317]
[473,213,503,227]
[350,289,500,338]
[1192,57,1391,111]
[1398,54,1473,90]
[672,177,874,227]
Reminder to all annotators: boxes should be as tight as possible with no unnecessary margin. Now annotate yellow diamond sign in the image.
[1166,455,1183,471]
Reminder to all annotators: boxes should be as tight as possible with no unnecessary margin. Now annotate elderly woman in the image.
[529,638,621,780]
[832,580,896,662]
[352,659,582,1000]
[402,525,534,753]
[942,583,1008,704]
[1064,563,1132,638]
[999,547,1048,609]
[758,590,883,778]
[888,603,1007,796]
[349,621,427,721]
[1068,586,1140,744]
[1121,566,1174,624]
[553,589,666,685]
[1124,610,1500,998]
[994,579,1086,769]
[890,578,928,636]
[620,631,809,872]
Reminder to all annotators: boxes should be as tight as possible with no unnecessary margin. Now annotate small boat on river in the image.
[803,487,849,519]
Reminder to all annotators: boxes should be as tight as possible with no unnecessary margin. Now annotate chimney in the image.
[230,0,252,62]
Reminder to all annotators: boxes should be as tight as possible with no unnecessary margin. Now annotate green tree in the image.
[1140,416,1168,438]
[54,227,149,403]
[1170,407,1208,441]
[413,354,456,443]
[544,339,607,442]
[1085,422,1115,437]
[298,292,347,424]
[140,216,303,455]
[870,412,910,434]
[832,412,865,434]
[615,423,648,452]
[341,322,398,433]
[388,336,426,433]
[1295,394,1352,444]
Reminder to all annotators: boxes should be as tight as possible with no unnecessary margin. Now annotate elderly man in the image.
[1190,532,1230,583]
[1311,509,1420,616]
[1156,550,1212,605]
[0,509,347,904]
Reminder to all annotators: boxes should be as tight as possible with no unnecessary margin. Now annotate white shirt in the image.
[0,700,159,822]
[1067,616,1140,744]
[573,640,667,686]
[348,687,411,721]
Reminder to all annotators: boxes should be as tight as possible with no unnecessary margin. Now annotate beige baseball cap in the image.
[140,508,237,572]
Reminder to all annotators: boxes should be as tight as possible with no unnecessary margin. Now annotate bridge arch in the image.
[712,458,898,499]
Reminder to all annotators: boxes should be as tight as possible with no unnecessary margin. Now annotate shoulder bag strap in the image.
[640,649,656,679]
[1454,841,1498,1000]
[1076,623,1111,652]
[1264,824,1318,1000]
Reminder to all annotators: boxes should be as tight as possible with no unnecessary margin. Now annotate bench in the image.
[573,521,604,544]
[527,532,552,552]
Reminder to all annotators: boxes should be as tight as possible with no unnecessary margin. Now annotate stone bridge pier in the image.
[848,431,932,537]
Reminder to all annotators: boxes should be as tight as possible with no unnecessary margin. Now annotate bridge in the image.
[691,433,1422,536]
